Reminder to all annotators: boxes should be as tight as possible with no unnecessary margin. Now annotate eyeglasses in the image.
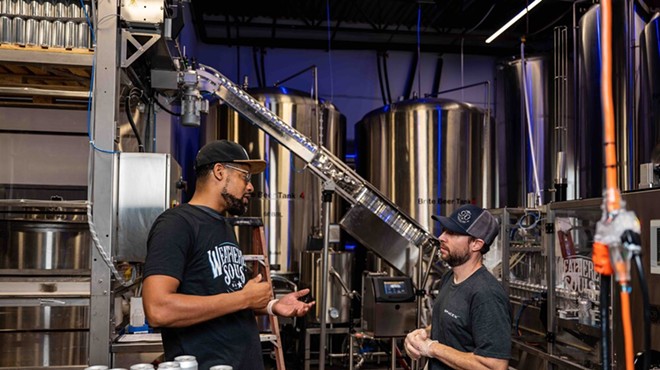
[223,163,252,183]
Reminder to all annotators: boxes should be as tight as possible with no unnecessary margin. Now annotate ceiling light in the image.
[485,0,544,44]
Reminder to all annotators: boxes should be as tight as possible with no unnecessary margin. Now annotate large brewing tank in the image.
[496,56,556,206]
[0,200,91,367]
[214,86,347,274]
[577,3,644,195]
[638,13,660,166]
[355,98,497,238]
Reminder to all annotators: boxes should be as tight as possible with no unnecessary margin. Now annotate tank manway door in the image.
[193,64,439,275]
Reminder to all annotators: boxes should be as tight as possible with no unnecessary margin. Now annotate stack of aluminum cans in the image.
[0,0,93,49]
[84,354,199,370]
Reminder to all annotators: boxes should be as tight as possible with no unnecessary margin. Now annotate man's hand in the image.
[241,274,272,310]
[272,288,315,317]
[404,328,430,360]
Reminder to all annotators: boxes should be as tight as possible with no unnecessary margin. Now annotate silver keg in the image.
[174,355,198,370]
[25,17,37,45]
[209,366,232,370]
[51,18,63,47]
[13,16,24,45]
[38,18,49,46]
[84,367,108,370]
[0,15,11,43]
[64,18,74,48]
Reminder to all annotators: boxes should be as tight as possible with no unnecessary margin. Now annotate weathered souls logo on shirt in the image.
[207,242,246,291]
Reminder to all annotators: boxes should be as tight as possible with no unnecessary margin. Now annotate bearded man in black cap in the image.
[404,204,511,370]
[143,140,314,370]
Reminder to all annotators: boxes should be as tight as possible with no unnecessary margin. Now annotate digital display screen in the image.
[383,281,407,295]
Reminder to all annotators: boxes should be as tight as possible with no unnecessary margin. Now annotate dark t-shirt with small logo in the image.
[430,266,511,370]
[144,204,263,370]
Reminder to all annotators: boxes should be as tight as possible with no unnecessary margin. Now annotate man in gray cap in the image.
[143,140,314,370]
[404,204,511,370]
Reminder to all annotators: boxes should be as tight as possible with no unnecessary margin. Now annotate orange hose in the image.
[620,289,634,370]
[614,259,634,370]
[601,0,621,213]
[592,242,613,276]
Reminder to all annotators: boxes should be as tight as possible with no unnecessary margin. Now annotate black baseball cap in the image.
[194,140,267,173]
[432,204,500,249]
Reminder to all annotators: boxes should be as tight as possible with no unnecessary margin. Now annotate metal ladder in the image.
[228,217,286,370]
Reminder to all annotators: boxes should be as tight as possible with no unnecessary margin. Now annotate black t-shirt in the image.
[430,266,511,370]
[144,204,263,370]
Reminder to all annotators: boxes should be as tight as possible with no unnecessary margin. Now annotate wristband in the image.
[266,299,279,315]
[425,340,438,356]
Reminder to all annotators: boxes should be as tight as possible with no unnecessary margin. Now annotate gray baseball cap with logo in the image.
[432,204,500,251]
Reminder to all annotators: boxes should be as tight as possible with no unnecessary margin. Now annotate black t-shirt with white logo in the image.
[144,204,263,370]
[430,266,511,370]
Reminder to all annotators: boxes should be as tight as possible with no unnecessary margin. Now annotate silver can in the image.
[158,362,181,369]
[13,16,24,45]
[0,0,14,15]
[28,0,40,16]
[75,20,87,48]
[84,367,109,370]
[50,18,63,47]
[24,17,37,45]
[38,18,49,46]
[209,366,232,370]
[67,0,79,18]
[13,0,27,16]
[63,18,74,48]
[0,15,11,43]
[53,0,65,17]
[174,355,198,370]
[129,365,154,370]
[41,0,52,16]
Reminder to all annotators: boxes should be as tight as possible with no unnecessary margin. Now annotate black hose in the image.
[601,275,611,370]
[403,52,418,100]
[154,95,182,117]
[634,253,651,370]
[124,95,145,152]
[431,57,443,98]
[376,52,387,106]
[260,47,267,87]
[253,47,263,87]
[382,52,392,104]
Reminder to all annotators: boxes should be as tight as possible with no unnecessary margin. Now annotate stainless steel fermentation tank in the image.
[355,98,497,238]
[214,87,346,274]
[638,13,660,165]
[496,56,560,206]
[0,200,91,368]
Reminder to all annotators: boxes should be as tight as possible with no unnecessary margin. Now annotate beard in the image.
[441,247,470,267]
[221,184,248,216]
